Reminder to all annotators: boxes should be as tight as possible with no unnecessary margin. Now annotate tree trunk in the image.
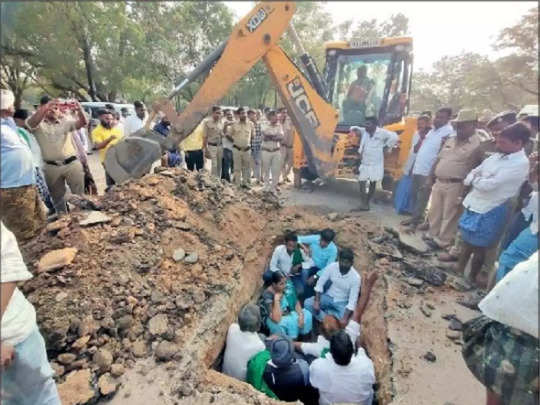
[81,34,97,100]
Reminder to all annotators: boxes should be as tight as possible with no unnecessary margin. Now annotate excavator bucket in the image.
[103,132,164,184]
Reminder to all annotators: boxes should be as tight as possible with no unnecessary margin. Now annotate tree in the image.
[349,13,409,41]
[493,6,538,97]
[2,1,234,103]
[410,7,538,114]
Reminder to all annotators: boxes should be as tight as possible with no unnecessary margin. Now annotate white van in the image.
[81,102,135,119]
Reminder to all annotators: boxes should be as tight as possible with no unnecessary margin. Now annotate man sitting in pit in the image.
[261,337,317,403]
[262,232,303,285]
[304,248,361,328]
[295,271,378,361]
[310,330,376,405]
[297,229,338,300]
[261,271,313,339]
[222,304,265,382]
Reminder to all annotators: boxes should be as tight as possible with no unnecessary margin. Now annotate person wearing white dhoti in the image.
[352,117,398,211]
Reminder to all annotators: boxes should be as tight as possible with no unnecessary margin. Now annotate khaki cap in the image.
[452,109,478,123]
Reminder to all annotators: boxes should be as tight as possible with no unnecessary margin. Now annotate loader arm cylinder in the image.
[263,45,339,179]
[166,1,297,146]
[168,41,227,100]
[287,24,328,101]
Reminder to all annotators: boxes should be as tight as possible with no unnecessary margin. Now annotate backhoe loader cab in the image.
[307,36,417,185]
[324,37,413,128]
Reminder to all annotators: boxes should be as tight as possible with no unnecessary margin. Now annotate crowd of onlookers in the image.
[1,84,538,405]
[219,104,539,405]
[392,106,538,294]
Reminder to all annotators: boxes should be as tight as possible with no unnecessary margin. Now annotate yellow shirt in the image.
[181,122,204,152]
[92,125,124,162]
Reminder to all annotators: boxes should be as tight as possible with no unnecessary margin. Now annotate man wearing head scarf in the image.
[262,337,314,403]
[0,89,45,241]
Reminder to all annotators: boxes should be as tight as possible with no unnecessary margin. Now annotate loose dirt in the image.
[19,168,484,405]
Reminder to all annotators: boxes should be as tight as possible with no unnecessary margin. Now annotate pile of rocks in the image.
[19,169,278,404]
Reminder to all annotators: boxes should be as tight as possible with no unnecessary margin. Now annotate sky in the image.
[224,1,536,72]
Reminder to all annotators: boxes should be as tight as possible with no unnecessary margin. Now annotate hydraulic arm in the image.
[105,1,340,183]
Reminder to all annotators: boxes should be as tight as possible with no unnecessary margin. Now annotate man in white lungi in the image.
[352,116,398,211]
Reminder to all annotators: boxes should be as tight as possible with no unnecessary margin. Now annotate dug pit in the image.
[19,168,482,405]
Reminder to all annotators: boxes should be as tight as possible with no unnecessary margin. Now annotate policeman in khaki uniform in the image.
[425,109,485,250]
[227,107,254,187]
[279,107,294,183]
[202,106,224,178]
[261,110,284,195]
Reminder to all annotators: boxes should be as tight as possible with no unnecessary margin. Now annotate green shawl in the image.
[246,350,278,399]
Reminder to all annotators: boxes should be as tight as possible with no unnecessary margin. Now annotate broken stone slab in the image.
[55,292,68,302]
[448,276,473,292]
[172,221,191,231]
[78,315,100,337]
[393,227,429,254]
[155,341,179,361]
[402,260,447,287]
[98,372,118,396]
[72,335,91,351]
[51,361,65,377]
[184,252,198,264]
[57,353,77,365]
[327,212,339,221]
[420,302,432,317]
[37,247,78,273]
[172,248,186,262]
[407,277,423,287]
[46,218,71,233]
[110,363,125,377]
[57,369,95,405]
[79,211,111,226]
[93,349,113,373]
[132,340,147,358]
[367,240,403,260]
[449,318,463,331]
[148,314,169,336]
[446,329,462,340]
[423,351,436,362]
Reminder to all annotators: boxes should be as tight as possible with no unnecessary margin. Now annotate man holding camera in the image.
[26,96,88,214]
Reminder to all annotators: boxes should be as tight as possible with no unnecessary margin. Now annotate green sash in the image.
[246,350,278,399]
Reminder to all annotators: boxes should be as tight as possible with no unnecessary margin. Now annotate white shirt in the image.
[357,127,398,182]
[310,349,375,405]
[124,114,147,136]
[269,245,294,275]
[462,149,529,214]
[222,120,235,150]
[479,252,538,338]
[315,263,361,312]
[412,123,454,176]
[301,320,362,358]
[1,222,37,346]
[521,191,538,235]
[76,127,90,154]
[222,323,265,381]
[402,131,420,175]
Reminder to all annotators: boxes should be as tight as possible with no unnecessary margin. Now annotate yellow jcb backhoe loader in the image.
[104,1,416,191]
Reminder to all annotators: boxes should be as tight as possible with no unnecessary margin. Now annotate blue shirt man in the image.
[298,229,338,274]
[296,229,338,301]
[1,118,35,189]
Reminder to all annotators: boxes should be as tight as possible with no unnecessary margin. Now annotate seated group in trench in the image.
[222,230,378,405]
